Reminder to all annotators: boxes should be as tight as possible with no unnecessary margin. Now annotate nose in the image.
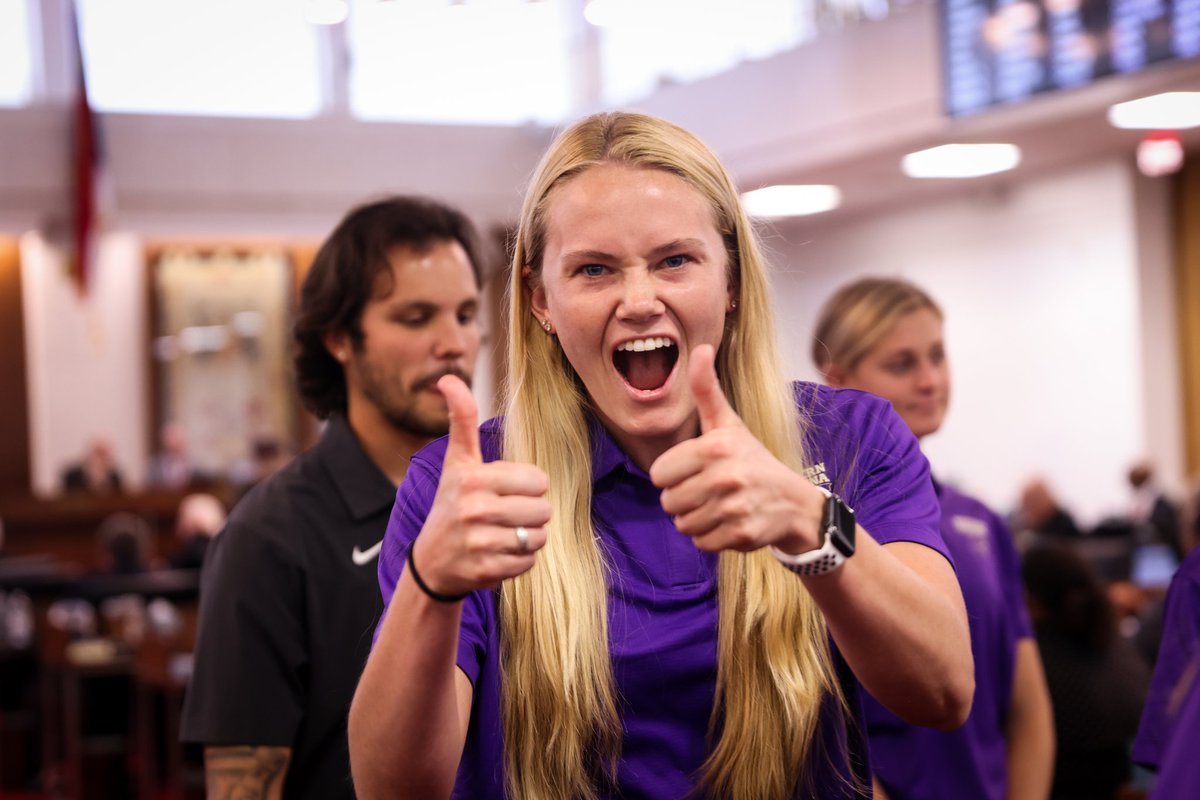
[914,360,941,391]
[615,269,664,322]
[432,315,473,361]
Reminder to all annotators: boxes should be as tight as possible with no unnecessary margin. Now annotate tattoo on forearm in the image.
[205,746,291,800]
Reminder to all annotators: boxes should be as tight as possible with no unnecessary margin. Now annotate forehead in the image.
[873,307,944,351]
[371,240,477,302]
[544,163,719,249]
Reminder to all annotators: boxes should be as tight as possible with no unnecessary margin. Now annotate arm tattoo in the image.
[205,746,292,800]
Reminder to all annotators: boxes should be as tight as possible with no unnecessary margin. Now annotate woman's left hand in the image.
[650,344,826,555]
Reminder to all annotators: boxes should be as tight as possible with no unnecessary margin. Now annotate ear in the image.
[525,266,550,320]
[726,281,738,314]
[322,330,349,364]
[822,363,847,388]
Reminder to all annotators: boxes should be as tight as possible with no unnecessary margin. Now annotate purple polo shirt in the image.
[376,383,947,798]
[862,481,1032,800]
[1149,659,1200,799]
[1134,546,1200,769]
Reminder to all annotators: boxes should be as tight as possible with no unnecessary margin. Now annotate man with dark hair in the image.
[181,196,483,800]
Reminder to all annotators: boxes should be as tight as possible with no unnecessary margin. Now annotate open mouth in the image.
[613,337,678,392]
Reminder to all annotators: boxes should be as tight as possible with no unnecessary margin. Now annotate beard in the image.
[354,359,472,439]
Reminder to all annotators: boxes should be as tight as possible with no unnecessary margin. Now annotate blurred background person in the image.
[61,437,124,495]
[1023,542,1150,800]
[1146,658,1199,800]
[1015,478,1084,541]
[227,434,292,496]
[146,421,205,490]
[167,492,226,570]
[1127,460,1183,560]
[813,277,1054,800]
[1133,482,1200,783]
[94,511,154,575]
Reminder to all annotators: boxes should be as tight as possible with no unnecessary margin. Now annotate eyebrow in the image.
[560,238,711,264]
[385,297,477,313]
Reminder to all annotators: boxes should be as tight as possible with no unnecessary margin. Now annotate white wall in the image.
[764,158,1181,526]
[20,230,149,496]
[2,4,1189,510]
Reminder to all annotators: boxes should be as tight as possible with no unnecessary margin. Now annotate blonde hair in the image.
[501,111,840,800]
[811,277,942,377]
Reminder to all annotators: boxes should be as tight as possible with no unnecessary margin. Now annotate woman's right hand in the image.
[409,374,551,597]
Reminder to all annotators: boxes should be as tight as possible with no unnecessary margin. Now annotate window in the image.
[348,0,572,126]
[593,0,814,107]
[0,0,34,107]
[77,0,322,118]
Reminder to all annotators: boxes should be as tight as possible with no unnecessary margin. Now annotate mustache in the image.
[412,367,472,393]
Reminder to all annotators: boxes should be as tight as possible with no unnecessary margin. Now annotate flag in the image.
[67,0,109,298]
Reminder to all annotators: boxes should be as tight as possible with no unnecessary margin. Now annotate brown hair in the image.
[293,196,481,418]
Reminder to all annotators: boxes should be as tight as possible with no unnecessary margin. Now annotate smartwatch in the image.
[769,488,856,576]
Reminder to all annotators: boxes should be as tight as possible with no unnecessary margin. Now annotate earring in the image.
[730,299,738,310]
[540,318,553,333]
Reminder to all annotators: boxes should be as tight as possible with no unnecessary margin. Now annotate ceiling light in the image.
[584,0,639,27]
[901,144,1021,179]
[1107,92,1200,130]
[305,0,349,26]
[741,185,842,218]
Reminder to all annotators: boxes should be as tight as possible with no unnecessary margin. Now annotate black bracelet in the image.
[406,542,469,603]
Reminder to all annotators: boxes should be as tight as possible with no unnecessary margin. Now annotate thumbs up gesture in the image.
[408,375,552,598]
[650,345,826,556]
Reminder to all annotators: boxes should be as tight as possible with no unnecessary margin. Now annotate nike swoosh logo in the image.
[351,540,383,566]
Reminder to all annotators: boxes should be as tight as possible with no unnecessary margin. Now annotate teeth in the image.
[617,337,674,353]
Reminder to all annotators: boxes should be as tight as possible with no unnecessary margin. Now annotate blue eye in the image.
[581,264,606,277]
[663,255,688,268]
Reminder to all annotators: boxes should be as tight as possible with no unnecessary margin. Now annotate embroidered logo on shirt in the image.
[351,540,383,566]
[803,462,831,489]
[951,515,991,556]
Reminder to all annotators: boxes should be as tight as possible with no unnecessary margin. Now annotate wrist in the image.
[770,490,856,577]
[406,541,468,603]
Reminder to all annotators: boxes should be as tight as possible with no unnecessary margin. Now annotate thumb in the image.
[689,344,740,433]
[439,374,482,464]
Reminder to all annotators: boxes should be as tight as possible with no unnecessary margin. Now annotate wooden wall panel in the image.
[0,238,30,494]
[1177,154,1200,477]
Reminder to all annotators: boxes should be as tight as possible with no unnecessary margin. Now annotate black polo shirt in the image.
[181,414,395,800]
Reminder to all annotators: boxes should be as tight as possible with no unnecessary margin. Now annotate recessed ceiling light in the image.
[741,185,842,217]
[583,0,626,27]
[305,0,349,26]
[901,144,1021,179]
[1107,92,1200,130]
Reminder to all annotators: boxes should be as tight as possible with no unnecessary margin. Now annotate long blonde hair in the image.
[502,111,840,799]
[811,277,942,377]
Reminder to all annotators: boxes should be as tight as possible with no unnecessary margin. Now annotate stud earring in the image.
[541,319,553,333]
[730,299,738,310]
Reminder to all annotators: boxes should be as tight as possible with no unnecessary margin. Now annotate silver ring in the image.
[514,526,530,553]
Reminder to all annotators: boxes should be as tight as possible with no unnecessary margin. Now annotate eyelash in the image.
[576,254,692,277]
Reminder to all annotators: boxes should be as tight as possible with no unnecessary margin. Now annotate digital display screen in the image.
[941,0,1200,116]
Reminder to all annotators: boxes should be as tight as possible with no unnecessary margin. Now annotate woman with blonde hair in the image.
[349,113,972,799]
[812,277,1055,800]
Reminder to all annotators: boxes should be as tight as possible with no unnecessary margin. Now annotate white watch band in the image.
[768,534,848,576]
[768,488,848,576]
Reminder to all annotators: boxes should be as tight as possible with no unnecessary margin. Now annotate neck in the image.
[345,401,434,486]
[607,417,700,474]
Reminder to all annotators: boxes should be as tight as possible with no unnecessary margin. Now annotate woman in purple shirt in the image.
[349,112,973,799]
[812,277,1056,800]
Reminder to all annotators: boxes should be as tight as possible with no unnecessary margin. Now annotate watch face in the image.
[829,496,856,557]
